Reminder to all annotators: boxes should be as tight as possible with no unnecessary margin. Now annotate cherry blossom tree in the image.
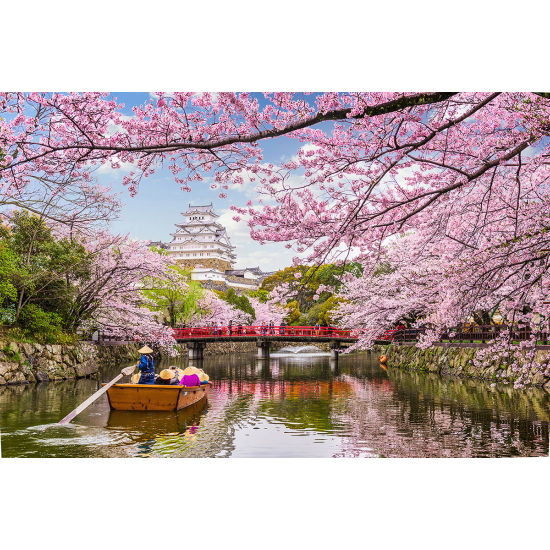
[3,92,550,348]
[67,230,179,353]
[187,290,252,326]
[248,296,285,325]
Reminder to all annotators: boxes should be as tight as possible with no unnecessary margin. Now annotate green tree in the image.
[143,265,205,327]
[217,287,256,320]
[261,262,363,316]
[285,300,301,324]
[1,210,92,330]
[0,243,18,323]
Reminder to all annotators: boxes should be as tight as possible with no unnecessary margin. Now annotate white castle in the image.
[149,203,273,290]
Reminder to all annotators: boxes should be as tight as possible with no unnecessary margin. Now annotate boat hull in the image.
[104,383,208,411]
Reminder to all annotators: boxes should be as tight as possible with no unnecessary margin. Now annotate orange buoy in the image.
[379,355,388,364]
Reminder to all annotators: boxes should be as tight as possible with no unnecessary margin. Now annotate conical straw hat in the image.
[176,368,185,380]
[198,372,209,382]
[131,373,141,384]
[183,366,200,376]
[138,346,154,354]
[159,369,175,380]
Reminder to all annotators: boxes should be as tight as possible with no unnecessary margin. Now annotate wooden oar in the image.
[57,365,136,425]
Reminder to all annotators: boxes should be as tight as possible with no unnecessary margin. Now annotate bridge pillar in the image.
[330,341,340,360]
[257,341,271,359]
[187,341,206,360]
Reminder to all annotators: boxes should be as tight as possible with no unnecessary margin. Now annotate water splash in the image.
[276,345,325,354]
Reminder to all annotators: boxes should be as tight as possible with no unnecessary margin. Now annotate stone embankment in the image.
[0,340,98,385]
[0,338,333,386]
[377,343,550,392]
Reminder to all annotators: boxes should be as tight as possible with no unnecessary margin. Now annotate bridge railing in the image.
[388,324,550,345]
[172,325,358,339]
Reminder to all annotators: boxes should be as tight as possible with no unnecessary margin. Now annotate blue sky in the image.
[100,92,315,272]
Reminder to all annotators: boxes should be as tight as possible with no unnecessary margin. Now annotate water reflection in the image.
[0,352,548,458]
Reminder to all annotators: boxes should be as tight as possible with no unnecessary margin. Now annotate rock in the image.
[543,380,550,394]
[7,342,19,354]
[35,370,50,382]
[65,367,76,377]
[21,343,34,356]
[0,361,17,377]
[20,364,33,377]
[51,345,61,355]
[74,359,98,377]
[35,357,50,372]
[11,371,27,384]
[532,371,546,385]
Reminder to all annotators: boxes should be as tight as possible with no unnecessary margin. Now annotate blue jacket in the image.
[137,355,155,384]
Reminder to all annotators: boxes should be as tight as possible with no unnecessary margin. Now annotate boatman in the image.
[136,346,155,385]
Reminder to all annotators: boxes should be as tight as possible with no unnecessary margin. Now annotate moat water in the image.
[1,352,548,457]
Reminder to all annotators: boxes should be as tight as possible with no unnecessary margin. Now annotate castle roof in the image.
[182,203,218,217]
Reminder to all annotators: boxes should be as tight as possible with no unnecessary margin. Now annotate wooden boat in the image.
[103,383,208,411]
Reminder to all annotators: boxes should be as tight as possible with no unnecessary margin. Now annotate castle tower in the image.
[166,203,236,271]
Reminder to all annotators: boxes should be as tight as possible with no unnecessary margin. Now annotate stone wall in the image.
[95,343,142,365]
[0,340,98,385]
[175,257,232,271]
[378,343,550,392]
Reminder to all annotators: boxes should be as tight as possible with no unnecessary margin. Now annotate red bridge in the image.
[172,325,359,359]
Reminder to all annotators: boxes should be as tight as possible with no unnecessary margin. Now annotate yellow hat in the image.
[183,366,200,376]
[176,368,185,380]
[138,346,154,354]
[159,369,175,380]
[198,372,209,382]
[131,373,141,384]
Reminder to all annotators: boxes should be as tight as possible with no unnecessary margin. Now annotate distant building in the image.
[149,204,275,291]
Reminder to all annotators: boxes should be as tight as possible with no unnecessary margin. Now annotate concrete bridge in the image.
[172,325,358,360]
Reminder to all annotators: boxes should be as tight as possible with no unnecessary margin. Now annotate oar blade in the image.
[57,366,133,425]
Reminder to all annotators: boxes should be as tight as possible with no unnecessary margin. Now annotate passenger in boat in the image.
[154,367,181,385]
[136,346,155,385]
[197,370,210,385]
[179,366,201,387]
